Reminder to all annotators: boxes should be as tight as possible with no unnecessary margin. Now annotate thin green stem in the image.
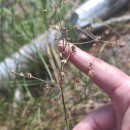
[60,85,69,130]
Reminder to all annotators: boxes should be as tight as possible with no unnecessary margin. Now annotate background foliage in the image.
[0,0,130,130]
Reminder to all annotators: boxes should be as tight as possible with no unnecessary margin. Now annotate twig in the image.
[91,15,130,31]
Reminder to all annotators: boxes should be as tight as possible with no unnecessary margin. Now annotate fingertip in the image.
[58,40,66,52]
[58,40,74,53]
[58,40,64,47]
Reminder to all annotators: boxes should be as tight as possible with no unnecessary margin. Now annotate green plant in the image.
[1,0,129,130]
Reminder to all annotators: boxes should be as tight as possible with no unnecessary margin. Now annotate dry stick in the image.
[51,47,61,68]
[46,44,59,84]
[91,14,130,31]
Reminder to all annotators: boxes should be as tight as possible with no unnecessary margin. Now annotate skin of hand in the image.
[58,41,130,130]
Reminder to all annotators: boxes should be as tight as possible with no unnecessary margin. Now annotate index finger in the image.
[58,41,130,98]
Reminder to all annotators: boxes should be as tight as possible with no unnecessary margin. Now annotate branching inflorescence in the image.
[11,1,122,129]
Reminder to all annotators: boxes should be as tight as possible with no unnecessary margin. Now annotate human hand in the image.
[58,41,130,130]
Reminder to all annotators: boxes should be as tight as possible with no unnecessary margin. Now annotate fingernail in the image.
[58,40,64,47]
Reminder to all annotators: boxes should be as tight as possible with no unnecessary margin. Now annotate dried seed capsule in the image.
[26,73,32,78]
[88,70,94,78]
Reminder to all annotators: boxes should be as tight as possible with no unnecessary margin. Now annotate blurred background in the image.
[0,0,130,129]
